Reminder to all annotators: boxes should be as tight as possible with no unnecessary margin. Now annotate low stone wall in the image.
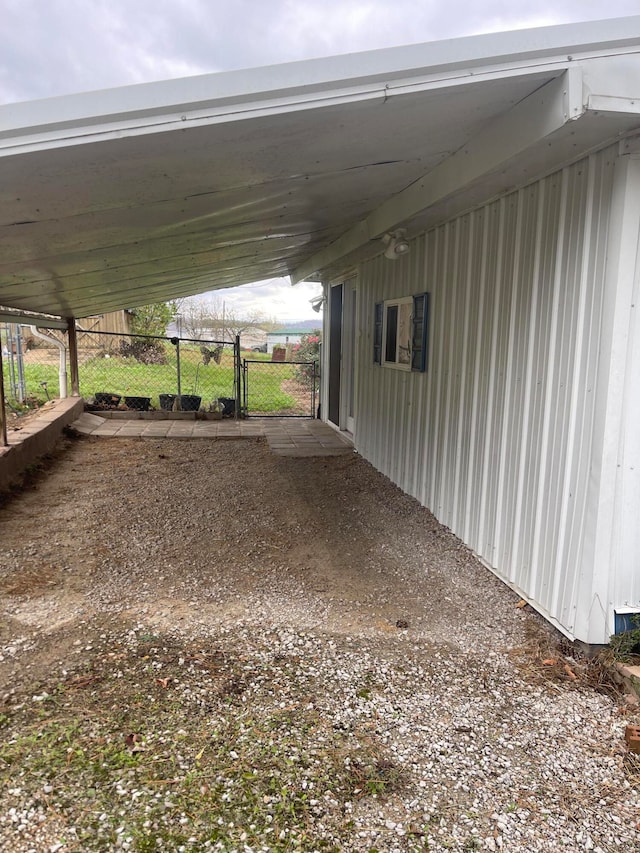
[0,397,84,494]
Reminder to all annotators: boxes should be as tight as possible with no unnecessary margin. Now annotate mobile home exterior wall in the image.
[351,142,640,644]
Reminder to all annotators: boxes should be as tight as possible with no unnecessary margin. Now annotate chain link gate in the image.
[242,359,318,417]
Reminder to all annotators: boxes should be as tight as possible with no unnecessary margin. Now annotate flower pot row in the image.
[94,393,202,412]
[92,393,236,414]
[158,394,201,411]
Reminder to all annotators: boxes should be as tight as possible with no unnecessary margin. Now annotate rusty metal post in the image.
[0,337,8,446]
[66,317,80,396]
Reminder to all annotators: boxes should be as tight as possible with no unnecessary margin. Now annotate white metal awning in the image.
[1,16,640,318]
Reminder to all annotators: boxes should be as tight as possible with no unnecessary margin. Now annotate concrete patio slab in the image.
[69,412,353,457]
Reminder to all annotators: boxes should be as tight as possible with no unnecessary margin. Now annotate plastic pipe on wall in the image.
[29,326,68,398]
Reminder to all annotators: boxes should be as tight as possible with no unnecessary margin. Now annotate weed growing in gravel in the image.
[0,632,407,852]
[609,615,640,663]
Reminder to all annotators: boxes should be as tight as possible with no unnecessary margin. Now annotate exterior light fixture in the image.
[382,229,410,260]
[310,295,325,313]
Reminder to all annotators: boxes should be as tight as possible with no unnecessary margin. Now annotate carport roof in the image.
[1,16,640,320]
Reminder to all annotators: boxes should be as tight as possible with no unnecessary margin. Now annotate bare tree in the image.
[222,307,270,340]
[175,297,216,340]
[175,295,273,342]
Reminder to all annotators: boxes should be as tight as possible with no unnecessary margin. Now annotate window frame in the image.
[373,292,429,373]
[382,296,413,370]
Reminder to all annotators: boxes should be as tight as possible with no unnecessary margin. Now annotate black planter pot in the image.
[179,394,201,411]
[94,392,121,408]
[159,393,177,411]
[125,396,151,411]
[218,397,236,417]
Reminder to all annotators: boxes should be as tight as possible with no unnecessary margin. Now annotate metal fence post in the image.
[312,360,318,418]
[15,326,26,403]
[176,338,182,398]
[5,325,18,401]
[242,358,247,416]
[0,340,8,446]
[234,335,241,420]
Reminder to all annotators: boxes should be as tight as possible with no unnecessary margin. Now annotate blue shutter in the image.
[373,302,383,364]
[411,293,429,372]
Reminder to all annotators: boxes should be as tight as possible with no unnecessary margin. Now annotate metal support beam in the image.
[66,317,80,396]
[292,68,583,283]
[0,308,67,330]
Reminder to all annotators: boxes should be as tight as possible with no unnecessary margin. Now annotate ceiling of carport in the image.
[0,16,639,319]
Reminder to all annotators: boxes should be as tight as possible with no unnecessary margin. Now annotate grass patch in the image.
[0,633,406,852]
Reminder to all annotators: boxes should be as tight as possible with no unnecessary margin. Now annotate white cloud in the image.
[187,279,323,323]
[2,0,638,103]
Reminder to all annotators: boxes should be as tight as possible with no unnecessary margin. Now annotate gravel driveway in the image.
[0,434,638,852]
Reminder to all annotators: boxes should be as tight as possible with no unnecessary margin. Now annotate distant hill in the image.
[273,319,321,332]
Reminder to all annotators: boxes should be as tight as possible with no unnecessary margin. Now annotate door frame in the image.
[341,280,357,435]
[327,282,342,428]
[325,278,357,435]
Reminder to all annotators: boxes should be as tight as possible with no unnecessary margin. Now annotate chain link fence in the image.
[77,330,237,412]
[1,324,240,415]
[1,324,69,414]
[2,323,319,419]
[243,359,318,417]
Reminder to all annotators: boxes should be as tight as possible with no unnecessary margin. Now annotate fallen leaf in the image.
[156,677,170,688]
[563,663,577,681]
[125,732,146,753]
[67,674,97,687]
[515,599,527,609]
[542,658,558,666]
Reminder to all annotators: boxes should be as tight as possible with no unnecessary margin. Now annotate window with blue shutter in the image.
[374,293,429,372]
[411,292,429,372]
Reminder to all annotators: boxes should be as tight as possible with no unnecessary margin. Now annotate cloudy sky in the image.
[2,0,638,320]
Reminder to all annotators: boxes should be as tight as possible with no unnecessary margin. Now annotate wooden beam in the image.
[66,318,80,396]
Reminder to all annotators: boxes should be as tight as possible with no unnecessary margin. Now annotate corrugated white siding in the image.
[354,146,621,642]
[614,225,640,615]
[594,149,640,639]
[615,224,640,613]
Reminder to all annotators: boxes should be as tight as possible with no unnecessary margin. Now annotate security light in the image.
[382,229,410,260]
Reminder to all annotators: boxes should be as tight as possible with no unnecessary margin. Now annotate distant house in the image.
[266,328,308,354]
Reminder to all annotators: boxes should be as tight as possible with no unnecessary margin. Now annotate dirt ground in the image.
[0,434,638,852]
[0,433,523,682]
